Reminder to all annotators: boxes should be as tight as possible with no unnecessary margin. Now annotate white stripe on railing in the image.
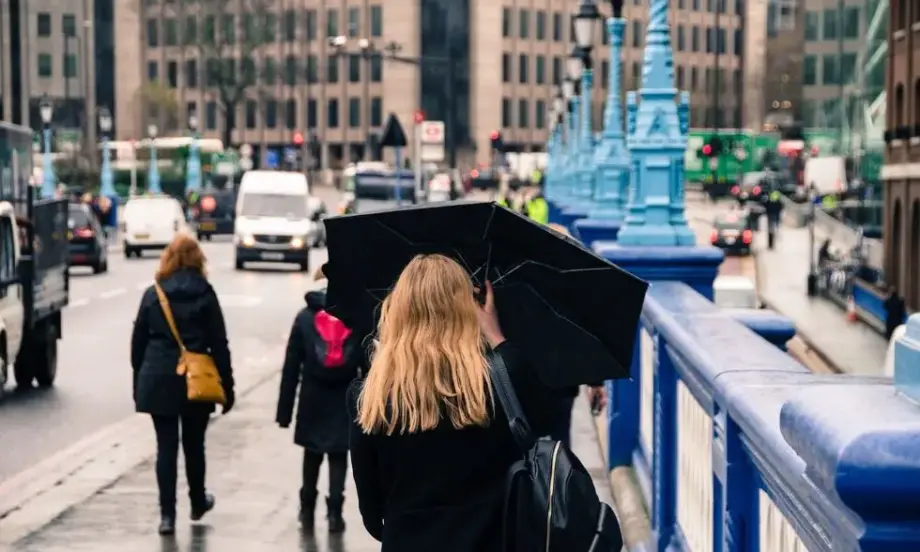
[639,329,655,458]
[759,490,810,552]
[676,380,713,552]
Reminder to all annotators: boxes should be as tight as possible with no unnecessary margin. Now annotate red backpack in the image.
[312,311,355,377]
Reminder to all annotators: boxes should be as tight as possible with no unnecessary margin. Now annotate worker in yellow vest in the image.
[523,188,549,224]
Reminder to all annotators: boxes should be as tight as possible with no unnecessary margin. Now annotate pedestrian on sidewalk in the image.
[884,286,907,339]
[348,254,555,551]
[275,273,363,534]
[131,234,236,536]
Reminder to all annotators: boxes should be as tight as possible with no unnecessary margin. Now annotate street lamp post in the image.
[39,96,55,199]
[147,123,161,194]
[98,107,115,199]
[546,89,565,202]
[330,35,378,162]
[561,74,579,205]
[571,0,601,215]
[186,111,202,194]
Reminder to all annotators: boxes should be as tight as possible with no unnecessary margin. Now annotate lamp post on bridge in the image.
[186,110,202,195]
[39,95,56,199]
[98,108,115,197]
[545,88,566,203]
[147,123,161,194]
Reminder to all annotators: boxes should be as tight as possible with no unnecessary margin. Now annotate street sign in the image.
[419,120,445,162]
[379,113,408,148]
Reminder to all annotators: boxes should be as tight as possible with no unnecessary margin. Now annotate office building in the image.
[881,1,920,308]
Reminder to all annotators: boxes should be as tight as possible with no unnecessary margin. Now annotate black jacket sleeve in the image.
[204,286,234,397]
[347,382,385,541]
[276,311,307,426]
[130,292,151,393]
[493,341,555,438]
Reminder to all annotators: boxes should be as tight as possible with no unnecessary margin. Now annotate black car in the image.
[710,212,753,255]
[193,189,236,240]
[68,203,108,272]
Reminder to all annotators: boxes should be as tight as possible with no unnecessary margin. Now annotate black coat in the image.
[131,269,235,416]
[347,341,554,552]
[276,291,362,453]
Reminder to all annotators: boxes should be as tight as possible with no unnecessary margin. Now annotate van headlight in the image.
[290,236,307,248]
[239,234,254,247]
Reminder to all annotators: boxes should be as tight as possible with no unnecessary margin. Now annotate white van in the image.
[122,195,189,258]
[234,170,319,271]
[713,275,759,309]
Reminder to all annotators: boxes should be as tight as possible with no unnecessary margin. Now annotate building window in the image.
[519,54,528,83]
[326,56,339,82]
[518,99,529,128]
[843,7,859,39]
[552,56,561,85]
[62,14,76,37]
[285,56,297,85]
[536,100,545,129]
[370,55,382,81]
[37,13,52,37]
[222,15,236,44]
[802,56,816,84]
[306,55,319,83]
[166,60,177,87]
[536,56,545,84]
[326,9,338,37]
[840,53,856,83]
[348,7,359,37]
[552,12,562,41]
[822,8,837,39]
[283,11,296,41]
[327,99,339,128]
[201,16,215,45]
[246,100,257,128]
[822,55,837,84]
[706,27,713,52]
[306,10,317,40]
[767,0,797,36]
[370,6,383,37]
[265,99,277,128]
[519,9,529,39]
[38,53,53,77]
[632,21,641,47]
[307,99,318,128]
[536,11,546,40]
[502,8,511,37]
[147,19,159,47]
[349,97,360,127]
[804,11,819,40]
[601,60,609,88]
[185,59,198,87]
[502,53,511,83]
[501,98,511,128]
[206,101,217,130]
[717,28,725,53]
[263,57,277,84]
[243,58,257,84]
[184,16,197,44]
[370,97,382,126]
[348,54,360,82]
[286,99,296,129]
[164,18,178,45]
[691,26,699,51]
[734,29,742,55]
[677,26,685,50]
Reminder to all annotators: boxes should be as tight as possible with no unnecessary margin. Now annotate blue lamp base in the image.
[594,242,724,300]
[560,205,591,234]
[723,309,797,351]
[616,222,696,247]
[548,200,566,225]
[573,218,621,246]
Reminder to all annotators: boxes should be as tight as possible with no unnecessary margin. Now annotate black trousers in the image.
[300,450,348,504]
[151,411,211,516]
[548,396,576,449]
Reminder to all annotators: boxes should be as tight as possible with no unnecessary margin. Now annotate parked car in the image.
[710,212,753,255]
[67,203,108,273]
[122,195,190,258]
[193,188,236,240]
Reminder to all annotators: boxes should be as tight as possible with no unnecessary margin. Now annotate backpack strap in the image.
[153,283,186,351]
[488,349,535,451]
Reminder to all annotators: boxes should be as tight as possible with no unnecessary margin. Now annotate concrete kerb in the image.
[0,361,281,546]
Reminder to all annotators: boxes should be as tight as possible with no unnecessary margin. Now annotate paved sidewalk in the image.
[755,224,888,376]
[5,374,615,551]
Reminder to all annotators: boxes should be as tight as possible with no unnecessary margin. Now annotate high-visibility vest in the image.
[496,197,510,208]
[822,195,837,210]
[526,197,549,224]
[769,191,781,202]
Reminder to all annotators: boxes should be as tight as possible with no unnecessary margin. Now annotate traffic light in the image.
[490,131,504,152]
[701,144,712,157]
[292,131,304,146]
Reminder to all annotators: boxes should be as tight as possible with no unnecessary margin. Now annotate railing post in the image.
[651,334,678,551]
[716,417,756,552]
[608,328,642,467]
[722,310,797,351]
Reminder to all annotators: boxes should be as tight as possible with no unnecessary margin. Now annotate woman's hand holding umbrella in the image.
[475,281,505,348]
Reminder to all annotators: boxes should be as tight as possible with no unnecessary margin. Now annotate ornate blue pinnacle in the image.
[574,69,595,204]
[564,95,581,199]
[616,0,695,246]
[589,18,629,221]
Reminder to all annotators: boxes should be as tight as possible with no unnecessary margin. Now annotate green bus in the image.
[684,129,780,195]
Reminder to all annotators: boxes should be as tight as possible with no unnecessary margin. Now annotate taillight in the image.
[710,229,718,243]
[75,227,94,238]
[752,186,761,195]
[731,186,740,195]
[742,230,753,244]
[201,196,217,213]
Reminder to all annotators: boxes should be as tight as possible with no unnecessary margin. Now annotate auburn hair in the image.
[357,254,492,435]
[156,233,207,281]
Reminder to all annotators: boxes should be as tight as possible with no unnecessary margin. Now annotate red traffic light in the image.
[702,144,712,156]
[292,131,304,146]
[414,110,425,124]
[490,131,500,140]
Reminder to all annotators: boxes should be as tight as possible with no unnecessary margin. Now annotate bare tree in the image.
[193,0,275,146]
[136,81,180,132]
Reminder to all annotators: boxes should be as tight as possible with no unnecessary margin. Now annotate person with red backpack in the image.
[276,287,363,534]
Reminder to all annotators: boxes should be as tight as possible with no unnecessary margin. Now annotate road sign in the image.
[420,120,445,162]
[379,113,408,148]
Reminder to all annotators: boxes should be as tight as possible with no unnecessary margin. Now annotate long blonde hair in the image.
[357,254,492,435]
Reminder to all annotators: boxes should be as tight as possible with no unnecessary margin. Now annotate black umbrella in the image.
[322,201,648,387]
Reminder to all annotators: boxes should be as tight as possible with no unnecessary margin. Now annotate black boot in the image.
[300,490,317,531]
[326,495,346,533]
[190,493,215,521]
[158,514,176,535]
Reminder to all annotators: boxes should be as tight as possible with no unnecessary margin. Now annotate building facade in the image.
[881,0,920,309]
[0,0,101,150]
[755,0,805,132]
[117,0,746,169]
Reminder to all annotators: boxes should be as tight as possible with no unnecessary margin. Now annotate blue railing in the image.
[608,281,920,551]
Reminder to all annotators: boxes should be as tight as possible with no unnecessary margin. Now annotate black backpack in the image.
[489,352,623,552]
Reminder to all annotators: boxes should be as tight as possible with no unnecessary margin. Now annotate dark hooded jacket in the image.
[131,268,235,416]
[276,290,363,453]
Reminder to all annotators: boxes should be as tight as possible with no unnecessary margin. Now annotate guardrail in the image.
[777,196,883,269]
[608,281,920,551]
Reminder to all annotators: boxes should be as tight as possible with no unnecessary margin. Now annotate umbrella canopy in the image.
[323,201,648,387]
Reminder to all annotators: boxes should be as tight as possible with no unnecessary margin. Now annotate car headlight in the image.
[241,234,255,246]
[290,236,305,248]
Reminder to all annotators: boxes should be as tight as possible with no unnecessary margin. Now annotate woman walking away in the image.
[276,282,362,533]
[348,254,555,552]
[131,234,235,536]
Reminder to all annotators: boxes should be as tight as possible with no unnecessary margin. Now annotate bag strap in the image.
[153,283,186,351]
[488,349,535,451]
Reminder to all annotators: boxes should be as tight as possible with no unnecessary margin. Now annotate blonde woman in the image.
[347,254,554,552]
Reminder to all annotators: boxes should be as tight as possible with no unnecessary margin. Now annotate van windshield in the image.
[240,193,307,218]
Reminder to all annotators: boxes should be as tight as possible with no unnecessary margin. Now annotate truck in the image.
[0,122,69,390]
